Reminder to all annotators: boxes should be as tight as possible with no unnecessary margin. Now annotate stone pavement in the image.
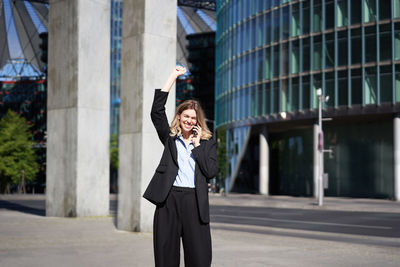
[0,194,399,267]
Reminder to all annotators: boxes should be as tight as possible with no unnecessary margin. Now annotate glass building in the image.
[110,0,123,136]
[216,0,400,199]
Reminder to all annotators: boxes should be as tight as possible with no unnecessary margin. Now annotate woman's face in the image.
[179,109,197,134]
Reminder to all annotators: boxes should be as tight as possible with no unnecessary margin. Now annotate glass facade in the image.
[216,0,400,126]
[110,0,123,135]
[216,0,400,198]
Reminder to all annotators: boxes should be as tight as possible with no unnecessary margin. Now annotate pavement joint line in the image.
[210,222,400,244]
[211,214,393,230]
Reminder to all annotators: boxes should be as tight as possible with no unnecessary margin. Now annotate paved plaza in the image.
[1,194,399,267]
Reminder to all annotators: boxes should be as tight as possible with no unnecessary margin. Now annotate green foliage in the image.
[216,126,227,189]
[110,133,119,170]
[0,110,39,188]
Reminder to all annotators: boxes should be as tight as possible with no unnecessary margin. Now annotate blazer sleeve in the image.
[191,138,218,180]
[151,89,170,145]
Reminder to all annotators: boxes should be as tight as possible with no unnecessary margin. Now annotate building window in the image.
[380,23,392,62]
[338,30,348,66]
[265,13,271,44]
[303,38,310,71]
[273,81,279,113]
[250,86,257,117]
[379,0,391,20]
[257,49,264,82]
[351,68,362,105]
[302,76,310,109]
[282,6,290,40]
[273,45,279,77]
[292,77,299,110]
[313,0,322,32]
[395,22,400,60]
[257,84,264,115]
[291,40,300,74]
[325,72,335,107]
[302,1,310,34]
[337,0,348,27]
[365,67,377,105]
[396,65,400,102]
[325,0,334,29]
[338,70,349,106]
[282,43,289,75]
[291,3,300,37]
[281,79,289,112]
[363,0,376,23]
[351,28,361,65]
[395,0,400,18]
[380,65,392,103]
[273,10,280,42]
[264,82,271,114]
[313,35,322,70]
[264,48,271,80]
[365,26,377,63]
[325,33,334,68]
[351,0,361,25]
[257,15,264,47]
[313,73,322,108]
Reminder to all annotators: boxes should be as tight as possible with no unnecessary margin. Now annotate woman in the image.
[143,66,218,267]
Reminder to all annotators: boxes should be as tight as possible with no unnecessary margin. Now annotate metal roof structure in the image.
[0,0,48,73]
[0,58,44,81]
[0,0,215,74]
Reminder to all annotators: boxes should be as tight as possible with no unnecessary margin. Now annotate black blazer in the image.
[143,89,218,223]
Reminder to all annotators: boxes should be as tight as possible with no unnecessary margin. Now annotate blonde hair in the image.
[170,100,212,140]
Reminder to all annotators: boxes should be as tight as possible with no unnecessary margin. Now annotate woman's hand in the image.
[173,66,187,78]
[191,125,202,147]
[161,66,187,92]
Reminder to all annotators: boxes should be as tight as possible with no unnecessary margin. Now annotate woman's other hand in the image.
[191,125,202,147]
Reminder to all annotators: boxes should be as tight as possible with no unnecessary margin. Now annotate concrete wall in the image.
[46,0,110,217]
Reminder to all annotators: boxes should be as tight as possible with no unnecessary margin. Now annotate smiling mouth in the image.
[183,122,193,129]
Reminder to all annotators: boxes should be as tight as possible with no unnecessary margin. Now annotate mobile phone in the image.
[192,124,198,137]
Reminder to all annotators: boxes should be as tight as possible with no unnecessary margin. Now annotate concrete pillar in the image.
[46,0,110,217]
[259,126,269,195]
[394,116,400,201]
[313,123,319,199]
[118,0,177,232]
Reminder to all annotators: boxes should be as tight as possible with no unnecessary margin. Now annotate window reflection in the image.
[337,0,348,27]
[313,0,322,32]
[325,33,334,68]
[364,0,376,23]
[365,67,377,105]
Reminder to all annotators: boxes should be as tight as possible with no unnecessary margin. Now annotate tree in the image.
[110,133,119,193]
[0,110,39,193]
[110,133,119,170]
[216,126,227,191]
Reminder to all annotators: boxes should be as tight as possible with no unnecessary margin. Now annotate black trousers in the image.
[153,186,212,267]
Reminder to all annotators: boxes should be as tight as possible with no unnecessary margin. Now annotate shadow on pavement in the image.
[0,199,45,216]
[0,198,118,218]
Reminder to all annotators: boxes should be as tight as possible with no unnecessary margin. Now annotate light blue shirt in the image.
[173,134,196,188]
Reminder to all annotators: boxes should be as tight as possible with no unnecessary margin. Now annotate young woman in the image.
[143,66,218,267]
